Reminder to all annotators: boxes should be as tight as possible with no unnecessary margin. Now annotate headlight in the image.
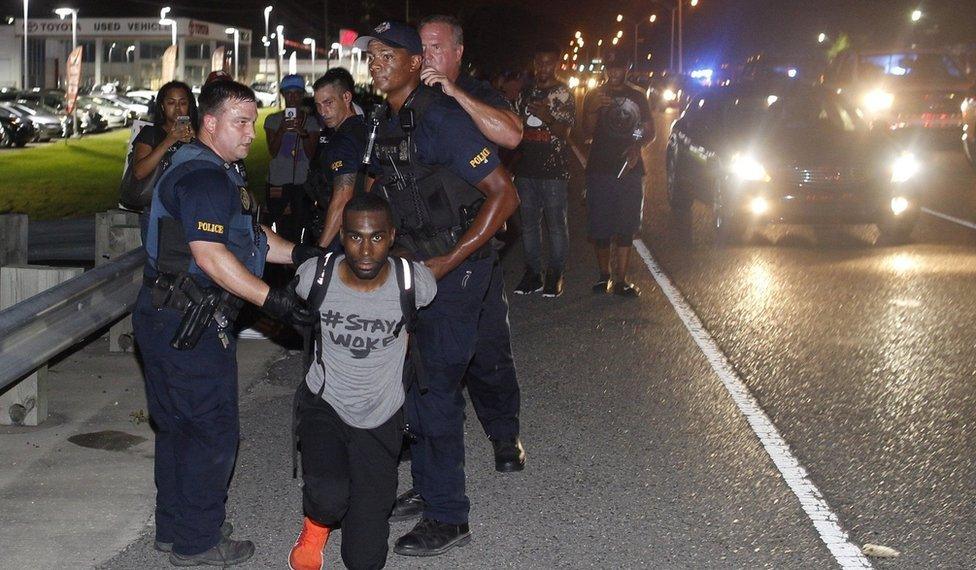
[891,152,920,183]
[862,89,894,113]
[730,153,770,182]
[662,88,677,102]
[568,76,580,89]
[586,77,598,90]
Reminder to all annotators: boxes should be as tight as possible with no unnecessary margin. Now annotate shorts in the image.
[585,171,644,243]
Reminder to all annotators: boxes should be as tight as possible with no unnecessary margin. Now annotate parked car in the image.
[0,101,63,141]
[0,112,36,147]
[963,90,976,169]
[646,74,701,112]
[76,95,130,129]
[97,93,150,120]
[822,48,970,147]
[666,83,922,244]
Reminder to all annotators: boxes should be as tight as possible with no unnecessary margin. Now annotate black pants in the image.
[297,383,403,570]
[133,288,239,556]
[266,182,311,244]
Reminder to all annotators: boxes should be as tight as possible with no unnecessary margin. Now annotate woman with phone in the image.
[132,81,199,183]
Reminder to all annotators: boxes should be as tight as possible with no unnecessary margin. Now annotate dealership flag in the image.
[65,46,83,115]
[211,46,226,74]
[162,45,178,83]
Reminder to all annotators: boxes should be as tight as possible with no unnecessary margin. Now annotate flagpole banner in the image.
[65,46,83,115]
[211,46,226,73]
[162,44,178,82]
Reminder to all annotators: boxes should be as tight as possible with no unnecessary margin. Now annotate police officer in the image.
[355,22,521,556]
[417,13,527,470]
[308,68,369,251]
[133,80,319,567]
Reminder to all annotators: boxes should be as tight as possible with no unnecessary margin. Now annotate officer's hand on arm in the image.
[261,280,317,326]
[259,223,312,265]
[424,165,519,280]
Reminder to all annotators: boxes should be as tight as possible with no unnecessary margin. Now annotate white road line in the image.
[921,207,976,231]
[632,239,873,569]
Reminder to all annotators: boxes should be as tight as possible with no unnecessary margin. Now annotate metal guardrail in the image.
[0,248,144,391]
[28,218,96,262]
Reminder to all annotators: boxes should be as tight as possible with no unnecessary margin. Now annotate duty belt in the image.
[144,272,243,322]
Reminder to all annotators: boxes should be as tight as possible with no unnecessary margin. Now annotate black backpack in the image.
[301,252,427,395]
[292,252,427,477]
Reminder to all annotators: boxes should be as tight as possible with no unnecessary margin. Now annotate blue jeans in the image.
[515,177,569,274]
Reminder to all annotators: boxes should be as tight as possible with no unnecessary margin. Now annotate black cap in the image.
[353,21,422,55]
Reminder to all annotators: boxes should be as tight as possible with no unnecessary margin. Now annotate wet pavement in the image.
[10,109,975,569]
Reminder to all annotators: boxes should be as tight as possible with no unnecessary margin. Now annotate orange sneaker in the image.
[288,517,331,570]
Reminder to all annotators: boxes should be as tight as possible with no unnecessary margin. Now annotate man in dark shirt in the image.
[418,15,523,150]
[356,20,521,556]
[581,50,654,297]
[309,68,368,250]
[512,42,576,298]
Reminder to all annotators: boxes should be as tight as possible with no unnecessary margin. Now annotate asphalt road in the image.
[102,112,975,569]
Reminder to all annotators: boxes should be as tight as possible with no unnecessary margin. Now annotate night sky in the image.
[4,0,975,75]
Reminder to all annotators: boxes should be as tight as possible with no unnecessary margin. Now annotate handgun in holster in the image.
[170,279,239,351]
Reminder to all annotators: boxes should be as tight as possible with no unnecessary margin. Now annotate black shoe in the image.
[542,271,564,298]
[389,488,426,522]
[613,281,641,298]
[393,518,471,557]
[592,275,614,294]
[492,438,526,472]
[155,521,234,553]
[513,270,543,295]
[168,536,255,567]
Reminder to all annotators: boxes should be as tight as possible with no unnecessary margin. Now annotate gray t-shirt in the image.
[264,111,319,185]
[295,255,437,429]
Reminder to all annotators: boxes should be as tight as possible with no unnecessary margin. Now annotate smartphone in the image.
[176,115,190,128]
[284,107,297,121]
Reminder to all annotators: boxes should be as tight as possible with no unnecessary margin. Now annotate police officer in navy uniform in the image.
[133,80,319,567]
[308,67,369,251]
[355,22,521,556]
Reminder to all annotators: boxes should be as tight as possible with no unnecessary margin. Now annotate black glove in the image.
[292,244,324,266]
[262,284,317,327]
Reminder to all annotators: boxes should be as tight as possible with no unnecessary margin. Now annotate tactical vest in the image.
[372,85,485,259]
[145,142,268,283]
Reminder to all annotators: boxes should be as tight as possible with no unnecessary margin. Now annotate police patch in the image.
[331,160,344,171]
[197,221,224,234]
[469,147,491,168]
[240,187,251,210]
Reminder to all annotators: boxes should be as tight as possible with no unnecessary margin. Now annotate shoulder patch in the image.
[469,147,492,168]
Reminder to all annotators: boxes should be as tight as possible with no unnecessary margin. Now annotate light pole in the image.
[225,27,240,79]
[263,6,273,82]
[160,8,176,47]
[54,7,78,53]
[276,24,285,87]
[22,0,28,90]
[303,37,316,77]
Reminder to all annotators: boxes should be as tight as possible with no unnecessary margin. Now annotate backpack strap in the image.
[294,251,336,478]
[391,256,427,394]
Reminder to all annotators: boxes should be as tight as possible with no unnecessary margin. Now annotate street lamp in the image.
[910,8,922,22]
[126,45,134,62]
[225,27,240,78]
[616,14,623,22]
[818,32,827,44]
[54,7,78,51]
[263,6,273,81]
[22,0,28,89]
[303,38,316,77]
[276,24,285,89]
